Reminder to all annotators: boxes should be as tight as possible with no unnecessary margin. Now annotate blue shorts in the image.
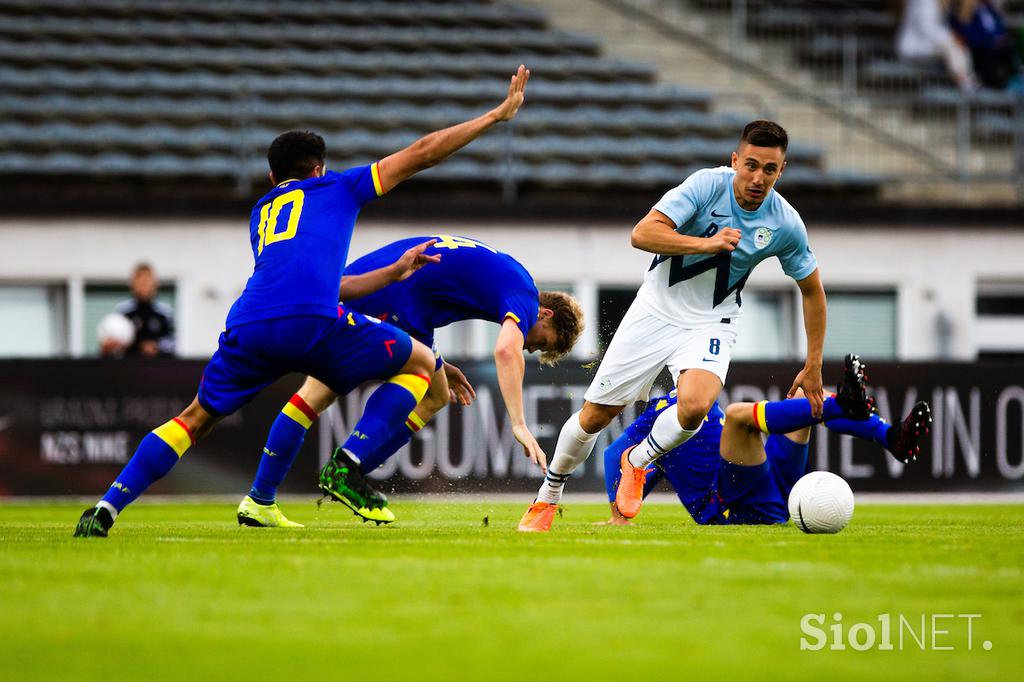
[198,312,413,416]
[715,435,809,525]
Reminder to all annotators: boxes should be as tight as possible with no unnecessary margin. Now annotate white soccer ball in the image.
[98,313,136,346]
[787,471,855,534]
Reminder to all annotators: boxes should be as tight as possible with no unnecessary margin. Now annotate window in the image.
[822,291,897,360]
[731,289,796,360]
[0,284,67,357]
[83,283,176,357]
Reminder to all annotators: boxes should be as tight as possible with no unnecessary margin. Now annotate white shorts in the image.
[583,300,738,406]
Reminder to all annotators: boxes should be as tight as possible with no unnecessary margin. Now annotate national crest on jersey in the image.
[225,164,383,328]
[638,166,816,327]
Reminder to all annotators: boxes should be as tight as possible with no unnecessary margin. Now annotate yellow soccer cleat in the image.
[236,496,304,528]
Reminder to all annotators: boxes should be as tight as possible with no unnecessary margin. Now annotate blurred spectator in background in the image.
[949,0,1022,91]
[897,0,978,91]
[100,263,176,357]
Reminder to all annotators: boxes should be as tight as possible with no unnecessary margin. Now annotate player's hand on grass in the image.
[443,361,476,406]
[491,64,530,122]
[703,227,741,254]
[392,240,441,282]
[512,422,547,473]
[789,364,825,418]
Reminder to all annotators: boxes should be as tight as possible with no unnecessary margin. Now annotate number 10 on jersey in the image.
[257,189,305,255]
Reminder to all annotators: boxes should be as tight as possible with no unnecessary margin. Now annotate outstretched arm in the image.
[375,65,530,194]
[339,240,441,300]
[494,318,547,472]
[788,269,826,416]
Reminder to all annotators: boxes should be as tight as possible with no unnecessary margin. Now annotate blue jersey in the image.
[343,235,540,344]
[226,164,384,328]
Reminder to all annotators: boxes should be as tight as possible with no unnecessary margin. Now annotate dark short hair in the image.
[267,131,326,181]
[132,262,153,276]
[740,120,788,152]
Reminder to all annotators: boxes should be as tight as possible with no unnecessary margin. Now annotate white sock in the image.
[628,409,703,469]
[96,500,118,520]
[535,410,600,504]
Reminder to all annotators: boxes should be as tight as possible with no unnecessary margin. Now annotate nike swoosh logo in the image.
[711,210,730,218]
[702,358,719,363]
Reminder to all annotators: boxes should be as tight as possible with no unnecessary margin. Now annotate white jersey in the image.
[635,166,817,327]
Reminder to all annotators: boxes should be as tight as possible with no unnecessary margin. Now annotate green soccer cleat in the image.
[73,506,113,538]
[318,448,396,525]
[236,496,304,528]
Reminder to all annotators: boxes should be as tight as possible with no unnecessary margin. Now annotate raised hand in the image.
[492,64,530,122]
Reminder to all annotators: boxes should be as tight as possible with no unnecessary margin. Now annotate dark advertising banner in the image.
[1,359,1022,497]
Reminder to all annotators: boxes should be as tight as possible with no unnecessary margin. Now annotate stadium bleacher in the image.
[0,0,882,211]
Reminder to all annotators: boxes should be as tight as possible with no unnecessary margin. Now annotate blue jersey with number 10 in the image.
[225,163,384,328]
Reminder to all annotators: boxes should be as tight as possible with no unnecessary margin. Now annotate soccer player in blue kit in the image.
[74,65,533,537]
[235,234,585,526]
[599,356,932,526]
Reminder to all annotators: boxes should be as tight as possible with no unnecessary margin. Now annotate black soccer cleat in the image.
[73,506,114,538]
[318,448,395,524]
[886,401,932,464]
[835,353,871,420]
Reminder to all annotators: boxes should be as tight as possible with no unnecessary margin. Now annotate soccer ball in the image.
[787,471,854,534]
[98,313,136,347]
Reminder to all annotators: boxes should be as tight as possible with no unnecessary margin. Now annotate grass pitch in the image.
[1,500,1021,681]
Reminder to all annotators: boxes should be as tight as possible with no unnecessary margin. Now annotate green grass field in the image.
[1,500,1021,681]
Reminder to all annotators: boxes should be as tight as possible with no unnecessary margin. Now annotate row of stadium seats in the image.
[0,0,547,28]
[0,120,825,168]
[0,50,657,83]
[0,101,750,141]
[0,151,867,192]
[0,16,601,55]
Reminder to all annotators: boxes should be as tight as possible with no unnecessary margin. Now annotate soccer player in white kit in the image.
[518,120,827,532]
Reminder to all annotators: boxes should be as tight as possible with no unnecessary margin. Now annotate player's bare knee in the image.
[176,398,218,441]
[725,402,757,431]
[297,377,337,414]
[402,341,435,377]
[677,394,715,430]
[580,402,622,433]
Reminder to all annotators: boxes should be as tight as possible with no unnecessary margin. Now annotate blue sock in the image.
[248,394,317,505]
[101,419,193,513]
[358,417,419,474]
[825,413,892,448]
[341,374,430,462]
[754,396,846,434]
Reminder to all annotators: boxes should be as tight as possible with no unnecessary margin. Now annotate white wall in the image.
[1,218,1021,359]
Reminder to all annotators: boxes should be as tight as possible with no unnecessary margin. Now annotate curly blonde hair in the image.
[538,290,585,366]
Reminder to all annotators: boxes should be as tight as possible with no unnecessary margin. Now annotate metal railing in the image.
[616,0,1024,204]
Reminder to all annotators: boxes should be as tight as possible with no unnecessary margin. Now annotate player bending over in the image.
[519,120,827,532]
[236,235,584,527]
[74,65,532,537]
[592,355,931,528]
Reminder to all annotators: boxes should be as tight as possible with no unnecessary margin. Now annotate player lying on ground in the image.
[592,355,932,528]
[519,120,828,532]
[237,235,584,527]
[74,65,532,537]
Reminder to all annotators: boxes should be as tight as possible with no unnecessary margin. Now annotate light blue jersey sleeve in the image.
[652,169,717,228]
[777,214,817,281]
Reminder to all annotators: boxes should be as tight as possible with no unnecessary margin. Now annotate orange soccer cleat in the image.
[614,445,647,519]
[517,500,558,532]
